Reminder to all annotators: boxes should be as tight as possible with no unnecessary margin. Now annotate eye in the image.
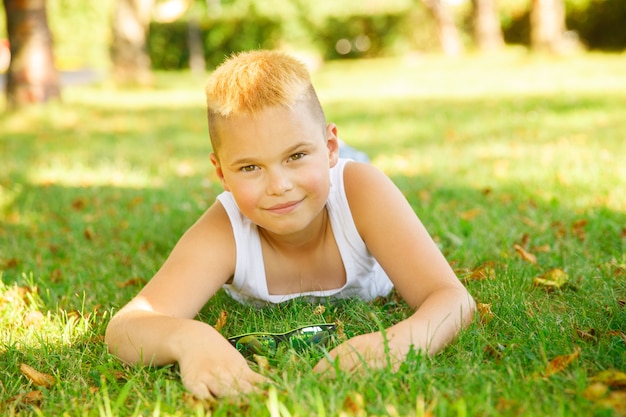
[289,152,305,161]
[240,165,259,172]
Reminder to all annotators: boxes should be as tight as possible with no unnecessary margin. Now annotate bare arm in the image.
[314,162,475,372]
[105,202,267,397]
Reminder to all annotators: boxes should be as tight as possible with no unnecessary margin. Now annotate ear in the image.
[326,123,340,168]
[210,152,230,191]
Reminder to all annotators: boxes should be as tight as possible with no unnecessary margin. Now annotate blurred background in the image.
[1,0,625,110]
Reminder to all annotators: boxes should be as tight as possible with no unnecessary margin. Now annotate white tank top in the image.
[216,158,393,305]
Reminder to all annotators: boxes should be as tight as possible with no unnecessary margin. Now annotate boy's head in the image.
[205,50,326,153]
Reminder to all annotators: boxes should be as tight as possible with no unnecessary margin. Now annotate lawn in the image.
[1,49,625,416]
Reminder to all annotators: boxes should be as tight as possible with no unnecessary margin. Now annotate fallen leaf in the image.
[214,310,228,333]
[543,347,580,377]
[533,268,569,289]
[10,390,43,407]
[607,330,626,344]
[3,258,19,269]
[477,303,494,324]
[520,216,537,227]
[597,390,626,416]
[575,328,597,341]
[313,305,326,315]
[335,319,346,341]
[20,363,55,387]
[459,208,482,221]
[572,219,588,241]
[115,277,145,288]
[513,244,537,265]
[590,370,626,388]
[583,382,609,401]
[84,226,95,241]
[343,391,365,414]
[253,354,270,371]
[532,244,551,253]
[71,198,86,211]
[469,262,496,280]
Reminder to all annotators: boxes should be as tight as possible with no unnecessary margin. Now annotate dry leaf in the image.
[543,347,580,377]
[10,390,44,407]
[459,208,482,221]
[469,262,496,280]
[477,303,494,324]
[313,305,326,315]
[335,319,346,342]
[84,226,95,241]
[20,363,55,387]
[533,268,569,289]
[513,244,537,265]
[214,310,228,333]
[253,354,270,371]
[590,370,626,388]
[532,244,551,253]
[597,390,626,416]
[575,328,597,341]
[572,219,588,241]
[115,277,145,288]
[343,391,365,414]
[583,382,609,401]
[607,330,626,344]
[520,216,537,227]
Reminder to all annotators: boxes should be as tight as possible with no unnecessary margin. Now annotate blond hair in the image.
[205,50,325,150]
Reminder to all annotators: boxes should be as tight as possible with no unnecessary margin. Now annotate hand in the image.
[178,335,270,399]
[312,331,401,375]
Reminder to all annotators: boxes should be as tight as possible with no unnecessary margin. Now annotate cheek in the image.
[228,180,260,211]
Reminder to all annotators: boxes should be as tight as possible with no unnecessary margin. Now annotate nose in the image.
[265,167,293,195]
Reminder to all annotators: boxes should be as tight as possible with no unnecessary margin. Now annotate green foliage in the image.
[148,12,282,70]
[1,52,626,415]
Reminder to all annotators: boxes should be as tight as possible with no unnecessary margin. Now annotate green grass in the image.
[1,49,625,416]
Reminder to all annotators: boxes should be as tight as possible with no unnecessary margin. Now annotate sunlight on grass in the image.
[27,160,158,188]
[314,51,626,102]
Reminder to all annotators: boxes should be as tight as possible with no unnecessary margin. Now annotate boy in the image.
[105,50,475,399]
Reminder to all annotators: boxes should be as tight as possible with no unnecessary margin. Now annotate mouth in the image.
[265,199,303,214]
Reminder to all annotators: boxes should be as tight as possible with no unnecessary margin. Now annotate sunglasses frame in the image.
[227,323,337,355]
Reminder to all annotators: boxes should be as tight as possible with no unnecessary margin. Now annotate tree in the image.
[530,0,566,53]
[110,0,155,85]
[421,0,464,56]
[3,0,60,111]
[471,0,504,52]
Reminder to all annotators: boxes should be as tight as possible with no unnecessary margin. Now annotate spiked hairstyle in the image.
[205,50,326,151]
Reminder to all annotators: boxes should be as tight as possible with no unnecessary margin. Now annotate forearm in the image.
[387,286,475,357]
[105,311,218,366]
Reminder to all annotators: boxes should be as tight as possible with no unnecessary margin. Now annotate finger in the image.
[184,378,214,401]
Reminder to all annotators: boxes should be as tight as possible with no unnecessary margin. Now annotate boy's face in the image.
[210,100,339,237]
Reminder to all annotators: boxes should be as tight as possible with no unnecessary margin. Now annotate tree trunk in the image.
[110,0,155,85]
[422,0,464,56]
[471,0,504,52]
[3,0,61,111]
[530,0,566,53]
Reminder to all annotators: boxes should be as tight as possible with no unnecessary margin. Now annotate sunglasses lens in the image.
[235,335,277,356]
[289,326,333,350]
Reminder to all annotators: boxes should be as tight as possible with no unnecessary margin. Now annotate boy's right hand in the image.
[176,327,270,398]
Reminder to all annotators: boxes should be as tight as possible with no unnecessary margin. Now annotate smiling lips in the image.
[265,199,303,214]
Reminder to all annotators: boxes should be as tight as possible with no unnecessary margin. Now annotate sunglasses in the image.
[228,323,336,358]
